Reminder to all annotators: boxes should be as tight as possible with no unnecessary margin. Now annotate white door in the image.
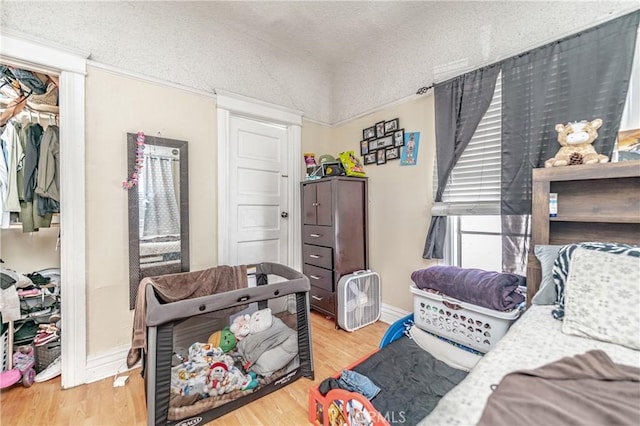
[228,116,289,266]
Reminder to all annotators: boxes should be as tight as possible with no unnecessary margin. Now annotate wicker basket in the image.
[35,339,61,373]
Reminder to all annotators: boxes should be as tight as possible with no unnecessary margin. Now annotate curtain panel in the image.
[423,65,500,259]
[500,10,639,274]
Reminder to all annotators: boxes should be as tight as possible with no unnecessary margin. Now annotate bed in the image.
[421,161,640,424]
[309,161,640,426]
[137,262,314,426]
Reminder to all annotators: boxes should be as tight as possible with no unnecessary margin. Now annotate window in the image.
[433,74,502,270]
[436,32,639,271]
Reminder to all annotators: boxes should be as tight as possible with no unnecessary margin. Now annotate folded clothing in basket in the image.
[411,266,525,311]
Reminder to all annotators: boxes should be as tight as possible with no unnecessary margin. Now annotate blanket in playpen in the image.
[127,265,247,367]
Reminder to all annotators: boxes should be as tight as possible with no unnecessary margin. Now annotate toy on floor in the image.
[0,344,36,389]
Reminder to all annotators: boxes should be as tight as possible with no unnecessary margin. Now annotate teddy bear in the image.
[203,360,259,397]
[230,314,251,341]
[545,118,609,167]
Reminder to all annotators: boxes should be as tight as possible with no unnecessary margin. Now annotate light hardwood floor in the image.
[1,312,389,425]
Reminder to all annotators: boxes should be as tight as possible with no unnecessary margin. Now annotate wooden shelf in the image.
[550,215,640,223]
[527,161,640,305]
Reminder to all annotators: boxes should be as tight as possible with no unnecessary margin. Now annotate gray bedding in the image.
[353,336,467,425]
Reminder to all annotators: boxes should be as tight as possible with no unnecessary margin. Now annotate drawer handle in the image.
[310,275,321,280]
[309,233,321,238]
[312,295,324,301]
[309,254,321,259]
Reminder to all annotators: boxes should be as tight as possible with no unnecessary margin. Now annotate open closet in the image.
[0,61,63,386]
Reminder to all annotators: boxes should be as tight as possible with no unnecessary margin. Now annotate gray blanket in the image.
[237,316,298,377]
[478,350,640,426]
[353,336,468,425]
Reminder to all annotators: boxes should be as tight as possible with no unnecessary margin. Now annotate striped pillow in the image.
[551,242,640,320]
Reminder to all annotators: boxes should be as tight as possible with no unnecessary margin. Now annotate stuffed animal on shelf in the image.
[545,118,609,167]
[230,314,251,341]
[207,326,236,353]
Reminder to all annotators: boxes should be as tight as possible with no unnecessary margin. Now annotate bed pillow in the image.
[562,248,640,350]
[551,242,640,320]
[531,245,563,305]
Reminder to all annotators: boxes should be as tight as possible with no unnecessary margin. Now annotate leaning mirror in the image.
[128,133,189,309]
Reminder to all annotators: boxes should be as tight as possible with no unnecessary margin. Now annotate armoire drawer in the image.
[302,244,333,269]
[303,263,334,292]
[302,225,334,248]
[310,286,335,315]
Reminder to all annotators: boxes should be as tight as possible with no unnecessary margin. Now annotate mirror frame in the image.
[127,133,190,309]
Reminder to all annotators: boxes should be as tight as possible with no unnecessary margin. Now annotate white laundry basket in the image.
[411,284,524,353]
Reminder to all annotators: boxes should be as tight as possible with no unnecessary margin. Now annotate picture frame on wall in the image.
[384,118,399,133]
[364,152,377,165]
[369,139,378,150]
[386,147,400,160]
[375,121,385,138]
[378,135,393,149]
[363,126,376,140]
[393,129,405,147]
[377,149,386,165]
[360,140,369,156]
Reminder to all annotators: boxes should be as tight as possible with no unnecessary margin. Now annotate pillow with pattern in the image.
[562,247,640,349]
[551,242,640,320]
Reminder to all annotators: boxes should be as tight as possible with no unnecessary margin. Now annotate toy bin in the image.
[410,284,523,353]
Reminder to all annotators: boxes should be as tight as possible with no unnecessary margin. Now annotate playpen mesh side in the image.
[296,292,314,380]
[153,323,174,425]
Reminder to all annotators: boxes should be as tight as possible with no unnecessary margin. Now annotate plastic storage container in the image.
[337,270,381,332]
[410,284,523,353]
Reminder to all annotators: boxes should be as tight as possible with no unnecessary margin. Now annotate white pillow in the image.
[532,244,563,305]
[562,247,640,350]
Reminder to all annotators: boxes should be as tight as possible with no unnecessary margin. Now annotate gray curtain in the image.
[423,65,500,258]
[141,155,180,238]
[500,10,639,274]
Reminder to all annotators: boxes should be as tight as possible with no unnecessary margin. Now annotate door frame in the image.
[216,90,302,271]
[1,30,88,388]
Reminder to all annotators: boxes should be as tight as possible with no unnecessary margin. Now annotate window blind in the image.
[433,73,502,215]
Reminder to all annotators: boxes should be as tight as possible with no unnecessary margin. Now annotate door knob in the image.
[281,211,289,218]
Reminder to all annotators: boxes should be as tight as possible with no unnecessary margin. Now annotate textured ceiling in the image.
[2,1,638,123]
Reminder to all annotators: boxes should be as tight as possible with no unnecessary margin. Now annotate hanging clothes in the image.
[0,125,9,228]
[18,123,51,232]
[35,125,60,215]
[22,122,43,202]
[2,120,23,212]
